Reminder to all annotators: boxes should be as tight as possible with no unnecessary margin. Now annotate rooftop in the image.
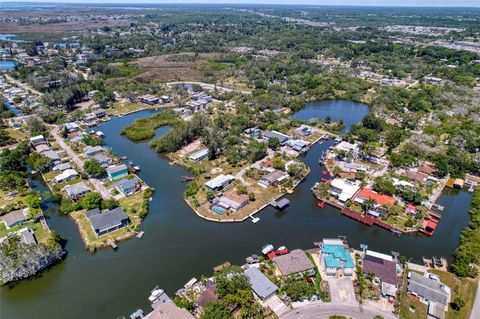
[322,244,355,269]
[245,266,278,299]
[408,272,450,306]
[273,249,314,276]
[363,254,397,285]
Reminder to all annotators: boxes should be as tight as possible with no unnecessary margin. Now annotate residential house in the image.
[286,139,309,152]
[65,181,91,200]
[1,208,29,229]
[115,178,139,196]
[144,301,195,319]
[19,228,37,245]
[35,144,50,153]
[295,125,313,137]
[52,162,72,172]
[320,238,355,276]
[273,249,315,277]
[29,135,46,147]
[354,188,397,206]
[106,164,129,181]
[408,272,451,311]
[245,266,279,300]
[85,207,129,237]
[93,109,106,118]
[93,154,111,167]
[139,94,159,105]
[41,150,61,163]
[196,282,218,309]
[212,188,249,212]
[204,174,235,192]
[363,250,398,298]
[262,130,290,145]
[334,141,360,155]
[55,169,79,183]
[329,178,361,203]
[64,122,80,133]
[258,170,289,188]
[188,148,209,162]
[83,145,105,157]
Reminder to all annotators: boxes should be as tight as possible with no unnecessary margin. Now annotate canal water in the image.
[0,102,472,319]
[0,60,16,72]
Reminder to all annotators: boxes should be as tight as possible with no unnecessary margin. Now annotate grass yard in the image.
[107,102,144,115]
[399,293,428,319]
[119,192,144,215]
[0,220,50,244]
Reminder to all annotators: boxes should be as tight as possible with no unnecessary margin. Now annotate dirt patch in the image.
[177,139,204,157]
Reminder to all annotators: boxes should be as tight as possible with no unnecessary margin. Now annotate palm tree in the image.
[363,199,376,213]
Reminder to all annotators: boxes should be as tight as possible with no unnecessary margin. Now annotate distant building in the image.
[85,207,129,237]
[188,148,209,162]
[334,141,360,154]
[29,135,46,146]
[93,154,111,167]
[41,150,61,163]
[286,139,309,152]
[19,228,37,245]
[65,181,91,200]
[212,188,249,212]
[329,178,361,203]
[204,174,235,192]
[64,122,80,133]
[320,238,355,276]
[295,125,313,137]
[1,208,29,229]
[245,266,279,300]
[354,188,397,206]
[262,130,290,145]
[52,162,72,172]
[106,164,129,181]
[273,249,315,277]
[139,94,159,105]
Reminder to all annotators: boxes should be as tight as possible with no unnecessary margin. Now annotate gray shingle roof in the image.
[245,267,278,300]
[408,272,449,306]
[85,207,128,234]
[2,208,29,228]
[115,178,138,193]
[65,181,91,196]
[273,249,314,276]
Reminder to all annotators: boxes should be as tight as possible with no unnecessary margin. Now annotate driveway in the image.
[281,302,397,319]
[327,277,356,304]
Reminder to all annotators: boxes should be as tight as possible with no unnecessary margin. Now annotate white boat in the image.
[148,286,165,302]
[184,277,198,289]
[261,244,274,255]
[277,246,287,251]
[95,131,105,138]
[133,165,141,171]
[136,231,145,239]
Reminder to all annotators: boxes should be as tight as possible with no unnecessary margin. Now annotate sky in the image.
[3,0,480,7]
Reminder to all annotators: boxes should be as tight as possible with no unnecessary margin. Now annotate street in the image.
[281,302,397,319]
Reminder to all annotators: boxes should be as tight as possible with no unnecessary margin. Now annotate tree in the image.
[272,156,285,170]
[28,153,52,172]
[288,163,303,177]
[28,118,47,136]
[236,185,247,195]
[201,302,232,319]
[248,192,256,202]
[173,296,196,312]
[362,199,376,213]
[267,137,280,150]
[84,159,105,177]
[101,198,119,210]
[78,192,102,210]
[451,297,465,311]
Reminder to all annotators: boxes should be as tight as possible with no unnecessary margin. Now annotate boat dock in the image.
[136,231,145,239]
[341,208,404,234]
[270,198,290,210]
[107,239,117,249]
[249,215,260,223]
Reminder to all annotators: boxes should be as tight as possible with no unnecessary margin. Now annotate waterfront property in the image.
[329,178,361,203]
[29,134,46,146]
[212,188,249,212]
[107,164,129,181]
[320,238,355,276]
[83,145,105,157]
[54,169,79,184]
[273,249,315,276]
[85,207,129,237]
[65,181,91,200]
[204,174,235,192]
[363,250,398,298]
[245,266,279,300]
[188,148,209,162]
[144,300,195,319]
[115,177,139,196]
[355,188,397,206]
[407,272,451,311]
[1,208,29,229]
[258,170,289,188]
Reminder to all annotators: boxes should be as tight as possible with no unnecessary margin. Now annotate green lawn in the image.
[399,293,428,319]
[0,220,50,244]
[107,102,144,115]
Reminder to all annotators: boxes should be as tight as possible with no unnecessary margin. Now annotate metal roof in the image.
[245,267,278,300]
[85,207,129,235]
[408,272,449,306]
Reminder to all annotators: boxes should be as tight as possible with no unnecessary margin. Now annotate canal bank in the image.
[0,103,473,319]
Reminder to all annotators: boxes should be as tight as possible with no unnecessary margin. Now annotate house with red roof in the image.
[354,188,397,206]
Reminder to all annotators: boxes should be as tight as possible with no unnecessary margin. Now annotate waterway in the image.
[0,60,16,72]
[0,102,473,319]
[292,100,369,133]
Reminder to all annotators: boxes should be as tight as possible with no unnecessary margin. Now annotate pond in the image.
[0,60,17,72]
[291,100,370,133]
[0,106,473,319]
[0,34,26,43]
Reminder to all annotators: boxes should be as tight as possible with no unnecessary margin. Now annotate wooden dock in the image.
[341,208,404,233]
[107,239,117,249]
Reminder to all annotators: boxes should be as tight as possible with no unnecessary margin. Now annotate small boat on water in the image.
[321,170,329,175]
[119,156,127,160]
[148,286,165,302]
[181,176,195,182]
[320,178,331,183]
[261,244,274,255]
[133,165,141,171]
[317,201,326,208]
[118,114,124,118]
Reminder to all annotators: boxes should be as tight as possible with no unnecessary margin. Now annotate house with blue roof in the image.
[320,238,355,276]
[115,177,139,196]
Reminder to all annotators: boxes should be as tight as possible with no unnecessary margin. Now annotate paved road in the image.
[471,277,480,319]
[281,302,397,319]
[52,126,112,199]
[165,81,251,95]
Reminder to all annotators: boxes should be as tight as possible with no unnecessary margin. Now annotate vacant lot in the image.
[134,52,220,82]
